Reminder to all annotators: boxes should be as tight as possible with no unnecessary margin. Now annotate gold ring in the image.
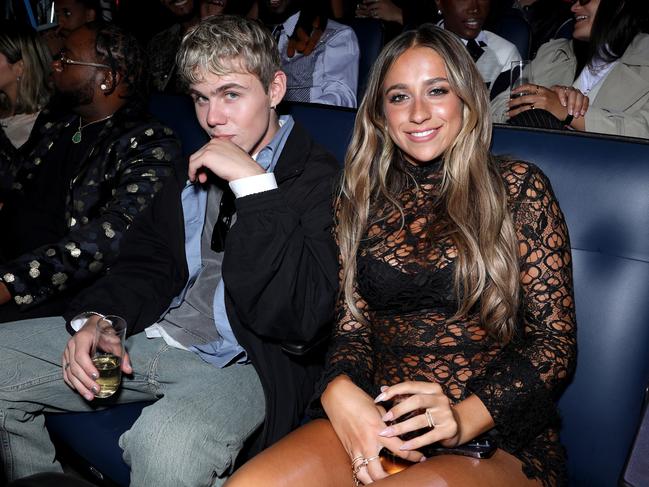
[425,408,436,428]
[351,456,365,470]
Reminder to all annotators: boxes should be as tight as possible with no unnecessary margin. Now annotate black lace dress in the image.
[315,158,576,487]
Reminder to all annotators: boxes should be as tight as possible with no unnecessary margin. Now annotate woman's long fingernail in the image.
[420,456,427,462]
[382,411,393,422]
[378,427,395,437]
[374,392,386,403]
[399,442,413,451]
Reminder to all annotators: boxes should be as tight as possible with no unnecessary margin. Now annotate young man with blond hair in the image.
[0,15,338,486]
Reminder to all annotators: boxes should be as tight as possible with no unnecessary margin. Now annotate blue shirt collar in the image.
[254,114,295,173]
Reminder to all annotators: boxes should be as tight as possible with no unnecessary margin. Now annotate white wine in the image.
[92,354,121,398]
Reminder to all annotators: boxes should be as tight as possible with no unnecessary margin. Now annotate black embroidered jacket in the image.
[0,103,180,310]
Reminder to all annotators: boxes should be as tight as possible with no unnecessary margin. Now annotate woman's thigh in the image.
[226,419,352,487]
[227,419,544,487]
[373,449,543,487]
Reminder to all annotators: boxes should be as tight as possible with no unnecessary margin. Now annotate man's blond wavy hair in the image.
[176,15,280,91]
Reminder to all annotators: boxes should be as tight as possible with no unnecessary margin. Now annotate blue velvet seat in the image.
[44,101,649,486]
[347,18,384,100]
[492,8,531,60]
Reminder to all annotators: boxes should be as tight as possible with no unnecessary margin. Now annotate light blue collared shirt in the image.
[189,115,295,367]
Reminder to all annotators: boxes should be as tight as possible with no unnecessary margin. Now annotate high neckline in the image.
[403,157,443,183]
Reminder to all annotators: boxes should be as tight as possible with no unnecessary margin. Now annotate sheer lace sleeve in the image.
[468,161,577,450]
[311,265,376,405]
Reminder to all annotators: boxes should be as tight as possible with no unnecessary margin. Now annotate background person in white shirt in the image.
[436,0,522,100]
[491,0,649,138]
[258,0,360,108]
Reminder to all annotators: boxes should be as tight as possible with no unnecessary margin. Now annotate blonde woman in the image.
[0,24,51,149]
[227,24,576,487]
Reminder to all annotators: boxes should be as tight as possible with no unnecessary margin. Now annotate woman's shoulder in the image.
[533,37,573,63]
[623,34,649,64]
[496,158,555,203]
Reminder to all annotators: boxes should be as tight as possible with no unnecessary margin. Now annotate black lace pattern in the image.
[315,159,576,486]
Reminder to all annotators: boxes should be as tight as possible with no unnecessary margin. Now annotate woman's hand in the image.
[322,376,423,484]
[550,84,589,119]
[375,381,460,452]
[507,83,589,124]
[356,0,403,24]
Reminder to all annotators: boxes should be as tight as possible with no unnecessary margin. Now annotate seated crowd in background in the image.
[491,0,649,138]
[0,22,178,322]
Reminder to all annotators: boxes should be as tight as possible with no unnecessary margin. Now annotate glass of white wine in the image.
[510,60,533,108]
[91,315,127,399]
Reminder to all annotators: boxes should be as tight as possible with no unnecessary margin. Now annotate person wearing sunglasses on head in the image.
[491,0,649,138]
[0,22,179,323]
[0,15,338,486]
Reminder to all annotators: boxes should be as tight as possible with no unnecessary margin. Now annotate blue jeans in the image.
[0,316,265,487]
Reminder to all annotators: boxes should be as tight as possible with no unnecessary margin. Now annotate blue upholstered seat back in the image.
[491,126,649,486]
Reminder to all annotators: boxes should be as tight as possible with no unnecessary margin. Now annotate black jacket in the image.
[65,122,340,451]
[0,103,179,317]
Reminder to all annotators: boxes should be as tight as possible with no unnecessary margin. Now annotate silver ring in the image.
[425,408,436,429]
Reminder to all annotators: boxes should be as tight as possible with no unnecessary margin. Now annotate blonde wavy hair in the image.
[337,25,520,342]
[0,24,51,115]
[176,15,280,91]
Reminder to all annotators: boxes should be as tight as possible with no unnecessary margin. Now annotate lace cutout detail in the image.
[314,160,576,487]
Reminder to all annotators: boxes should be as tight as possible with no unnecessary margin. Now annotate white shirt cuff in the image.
[70,311,105,332]
[229,173,278,198]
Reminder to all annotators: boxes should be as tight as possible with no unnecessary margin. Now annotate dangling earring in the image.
[438,9,442,15]
[100,83,107,90]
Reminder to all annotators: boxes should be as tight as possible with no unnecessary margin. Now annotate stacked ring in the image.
[425,408,436,429]
[351,455,380,485]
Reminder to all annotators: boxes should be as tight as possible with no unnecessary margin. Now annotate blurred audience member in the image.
[512,0,573,57]
[0,23,179,322]
[352,0,439,42]
[258,0,359,107]
[437,0,522,100]
[492,0,649,138]
[148,0,250,93]
[42,0,101,55]
[0,24,52,150]
[147,0,199,93]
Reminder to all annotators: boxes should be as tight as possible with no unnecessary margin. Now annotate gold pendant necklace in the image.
[71,114,114,144]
